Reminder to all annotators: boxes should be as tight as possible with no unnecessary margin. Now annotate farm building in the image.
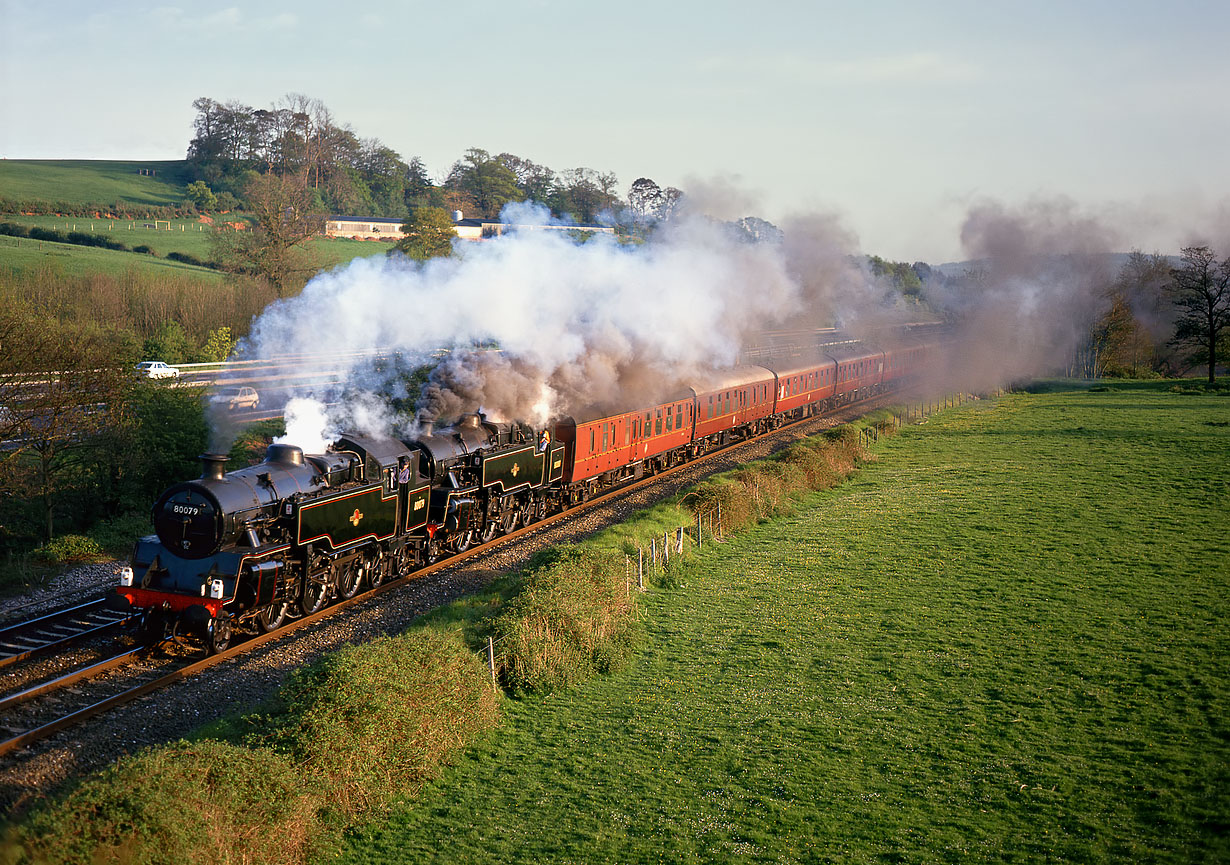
[323,212,614,242]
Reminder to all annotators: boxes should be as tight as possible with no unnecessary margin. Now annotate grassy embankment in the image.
[0,159,386,278]
[334,382,1229,864]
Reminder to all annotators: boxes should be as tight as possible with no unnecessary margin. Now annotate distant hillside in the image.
[933,252,1175,278]
[0,159,191,208]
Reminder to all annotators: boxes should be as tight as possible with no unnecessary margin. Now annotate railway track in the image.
[0,599,135,670]
[0,394,898,761]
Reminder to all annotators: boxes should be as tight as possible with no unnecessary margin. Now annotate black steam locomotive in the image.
[115,415,564,652]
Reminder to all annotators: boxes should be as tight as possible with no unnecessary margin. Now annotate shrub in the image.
[132,244,156,255]
[32,534,105,564]
[87,512,153,556]
[265,629,500,819]
[494,546,640,693]
[166,251,214,268]
[7,740,327,865]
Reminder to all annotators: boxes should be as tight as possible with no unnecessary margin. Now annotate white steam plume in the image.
[235,202,924,451]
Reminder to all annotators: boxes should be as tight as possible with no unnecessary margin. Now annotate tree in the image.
[497,153,556,203]
[444,148,523,218]
[628,177,663,222]
[200,326,236,363]
[143,321,193,364]
[186,180,218,212]
[391,207,456,261]
[211,171,323,297]
[1169,245,1230,383]
[0,307,134,543]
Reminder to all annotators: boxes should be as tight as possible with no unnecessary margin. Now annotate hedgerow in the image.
[493,546,640,693]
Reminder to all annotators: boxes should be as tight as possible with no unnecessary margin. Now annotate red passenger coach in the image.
[768,358,837,420]
[828,345,886,404]
[553,388,697,496]
[691,366,777,448]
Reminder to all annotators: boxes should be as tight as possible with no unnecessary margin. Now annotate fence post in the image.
[717,502,722,539]
[487,637,497,692]
[676,527,683,555]
[663,531,669,564]
[652,537,657,571]
[697,511,702,551]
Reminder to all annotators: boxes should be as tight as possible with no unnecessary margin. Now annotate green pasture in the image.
[0,159,191,207]
[339,384,1229,864]
[0,234,224,280]
[2,213,220,258]
[0,227,384,279]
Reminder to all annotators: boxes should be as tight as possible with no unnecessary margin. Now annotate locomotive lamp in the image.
[119,566,134,587]
[209,579,224,599]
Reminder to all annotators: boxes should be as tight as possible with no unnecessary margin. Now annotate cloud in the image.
[150,6,297,33]
[700,51,978,86]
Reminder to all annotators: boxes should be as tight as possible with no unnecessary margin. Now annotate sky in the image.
[2,0,1228,263]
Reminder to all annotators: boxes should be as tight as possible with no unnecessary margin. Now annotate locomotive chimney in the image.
[415,413,434,438]
[199,453,228,481]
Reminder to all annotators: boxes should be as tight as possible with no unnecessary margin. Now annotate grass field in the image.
[337,383,1229,863]
[0,233,225,280]
[0,227,385,279]
[0,159,192,207]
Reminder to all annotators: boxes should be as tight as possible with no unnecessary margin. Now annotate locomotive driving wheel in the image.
[479,518,499,543]
[368,551,388,588]
[335,558,363,600]
[256,600,288,633]
[502,507,520,534]
[207,613,233,654]
[453,529,475,553]
[300,574,329,616]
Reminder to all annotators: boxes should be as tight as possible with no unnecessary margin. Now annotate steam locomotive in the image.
[114,335,942,652]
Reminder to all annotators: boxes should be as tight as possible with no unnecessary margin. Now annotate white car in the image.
[135,361,180,380]
[211,386,260,411]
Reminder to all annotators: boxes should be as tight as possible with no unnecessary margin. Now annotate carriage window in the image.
[590,429,595,453]
[666,409,673,432]
[655,410,663,436]
[602,425,609,451]
[708,395,714,419]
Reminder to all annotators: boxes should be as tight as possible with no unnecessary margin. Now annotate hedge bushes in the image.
[494,547,641,693]
[263,629,500,820]
[2,629,500,863]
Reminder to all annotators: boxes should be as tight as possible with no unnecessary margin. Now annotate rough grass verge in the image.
[259,629,501,820]
[1,629,499,863]
[3,740,326,865]
[493,547,641,693]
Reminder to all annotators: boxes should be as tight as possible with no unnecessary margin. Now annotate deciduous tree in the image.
[391,207,456,261]
[211,172,323,297]
[0,307,134,542]
[1169,245,1230,383]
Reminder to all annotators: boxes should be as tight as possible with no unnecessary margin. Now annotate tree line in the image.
[186,94,681,226]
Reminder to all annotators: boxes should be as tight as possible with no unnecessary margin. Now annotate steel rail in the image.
[0,599,136,670]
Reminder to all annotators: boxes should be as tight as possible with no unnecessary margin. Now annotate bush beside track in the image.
[0,416,889,864]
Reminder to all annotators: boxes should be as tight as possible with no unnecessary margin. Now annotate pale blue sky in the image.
[2,0,1226,261]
